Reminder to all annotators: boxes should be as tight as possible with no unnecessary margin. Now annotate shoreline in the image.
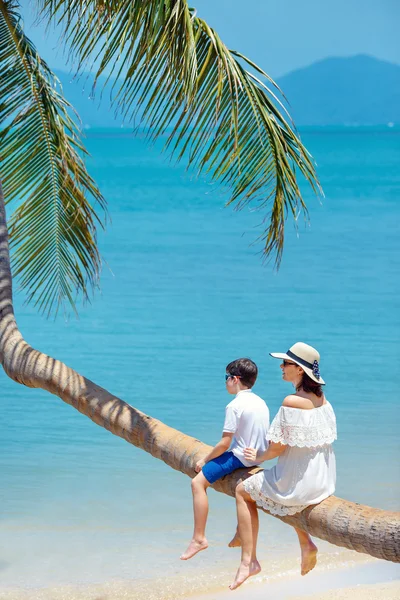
[190,558,400,600]
[1,549,398,600]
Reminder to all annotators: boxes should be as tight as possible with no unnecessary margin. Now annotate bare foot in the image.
[180,538,208,560]
[229,559,261,590]
[228,532,241,548]
[300,541,318,575]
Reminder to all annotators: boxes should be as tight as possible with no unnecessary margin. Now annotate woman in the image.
[229,342,337,590]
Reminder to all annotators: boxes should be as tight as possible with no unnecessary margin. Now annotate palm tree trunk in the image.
[0,183,399,564]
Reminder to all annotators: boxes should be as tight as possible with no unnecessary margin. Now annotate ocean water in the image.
[1,128,399,598]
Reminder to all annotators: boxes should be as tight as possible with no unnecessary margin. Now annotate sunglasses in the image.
[225,373,241,381]
[283,360,298,367]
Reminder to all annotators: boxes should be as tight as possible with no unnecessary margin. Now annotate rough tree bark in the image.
[0,183,399,564]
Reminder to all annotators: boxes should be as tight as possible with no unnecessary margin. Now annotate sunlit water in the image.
[1,128,399,598]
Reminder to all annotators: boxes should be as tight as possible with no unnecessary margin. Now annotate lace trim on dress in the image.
[268,424,337,447]
[243,478,308,516]
[267,405,337,448]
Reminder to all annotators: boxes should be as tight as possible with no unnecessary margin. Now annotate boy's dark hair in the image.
[226,358,258,388]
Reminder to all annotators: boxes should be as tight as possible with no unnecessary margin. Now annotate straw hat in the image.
[270,342,325,385]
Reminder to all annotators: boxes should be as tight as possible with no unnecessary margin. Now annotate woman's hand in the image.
[244,447,257,462]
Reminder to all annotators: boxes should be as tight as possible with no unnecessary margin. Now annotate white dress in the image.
[243,402,337,516]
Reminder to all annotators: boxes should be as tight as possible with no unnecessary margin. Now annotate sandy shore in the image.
[191,557,400,600]
[1,549,398,599]
[290,580,400,599]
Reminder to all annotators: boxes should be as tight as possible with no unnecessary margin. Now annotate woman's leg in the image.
[228,525,241,548]
[229,482,261,590]
[294,527,318,575]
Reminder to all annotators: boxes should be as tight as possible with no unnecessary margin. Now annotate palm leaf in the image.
[0,0,106,317]
[37,0,322,264]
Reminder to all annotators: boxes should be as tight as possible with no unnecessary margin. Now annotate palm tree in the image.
[0,0,399,565]
[1,0,320,316]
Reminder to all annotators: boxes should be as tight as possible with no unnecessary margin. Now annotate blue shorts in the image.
[202,451,245,484]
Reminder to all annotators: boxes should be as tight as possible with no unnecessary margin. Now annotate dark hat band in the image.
[286,350,314,369]
[287,350,321,380]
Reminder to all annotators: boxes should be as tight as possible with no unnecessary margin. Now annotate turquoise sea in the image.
[1,128,399,599]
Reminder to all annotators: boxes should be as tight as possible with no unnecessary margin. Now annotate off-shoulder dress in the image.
[243,402,337,516]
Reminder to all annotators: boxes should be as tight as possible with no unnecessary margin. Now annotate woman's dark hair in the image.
[296,372,323,397]
[226,358,258,388]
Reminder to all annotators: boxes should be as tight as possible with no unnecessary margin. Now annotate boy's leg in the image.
[180,471,210,560]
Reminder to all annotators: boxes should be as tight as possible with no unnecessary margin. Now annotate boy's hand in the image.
[195,458,206,473]
[243,447,257,462]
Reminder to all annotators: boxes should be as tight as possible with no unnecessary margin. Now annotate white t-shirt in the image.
[223,389,270,467]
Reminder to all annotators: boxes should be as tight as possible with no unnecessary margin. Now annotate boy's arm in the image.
[195,432,234,473]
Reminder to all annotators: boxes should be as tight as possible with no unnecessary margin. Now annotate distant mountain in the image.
[276,55,400,126]
[54,54,400,128]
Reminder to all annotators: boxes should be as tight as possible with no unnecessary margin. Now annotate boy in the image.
[180,358,269,560]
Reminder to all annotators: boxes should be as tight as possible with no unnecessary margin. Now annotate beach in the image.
[1,547,398,599]
[192,561,400,600]
[293,582,400,600]
[1,128,399,599]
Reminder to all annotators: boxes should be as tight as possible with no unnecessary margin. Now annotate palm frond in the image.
[0,0,106,317]
[37,0,322,265]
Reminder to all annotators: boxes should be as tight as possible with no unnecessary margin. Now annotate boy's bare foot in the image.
[229,559,261,590]
[228,532,241,548]
[300,540,318,575]
[180,538,208,560]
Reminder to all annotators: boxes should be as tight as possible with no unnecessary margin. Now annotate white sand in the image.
[290,580,400,600]
[1,550,398,600]
[190,557,400,600]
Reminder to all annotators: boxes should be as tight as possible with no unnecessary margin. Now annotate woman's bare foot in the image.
[229,559,261,590]
[180,538,208,560]
[228,532,241,548]
[300,540,318,575]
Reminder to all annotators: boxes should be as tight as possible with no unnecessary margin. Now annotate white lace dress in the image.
[243,402,337,516]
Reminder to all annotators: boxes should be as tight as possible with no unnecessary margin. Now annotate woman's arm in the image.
[244,441,287,464]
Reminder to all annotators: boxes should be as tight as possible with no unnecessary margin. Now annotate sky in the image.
[18,0,400,78]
